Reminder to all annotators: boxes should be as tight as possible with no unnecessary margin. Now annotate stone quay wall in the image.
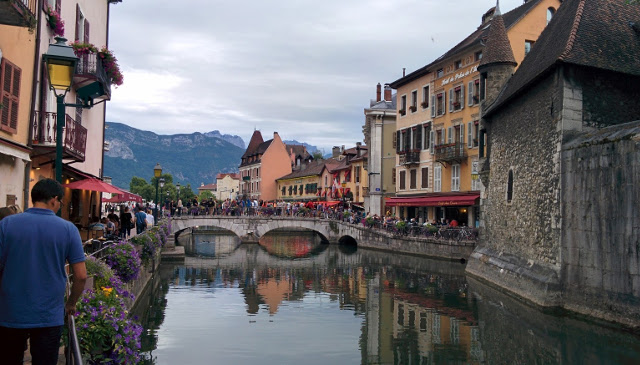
[560,121,640,327]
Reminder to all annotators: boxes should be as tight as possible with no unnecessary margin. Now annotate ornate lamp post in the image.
[153,163,162,221]
[43,37,79,185]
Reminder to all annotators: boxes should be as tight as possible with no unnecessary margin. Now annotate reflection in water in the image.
[258,230,329,258]
[177,227,241,257]
[136,232,640,365]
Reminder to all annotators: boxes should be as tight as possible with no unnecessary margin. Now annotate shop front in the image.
[385,192,480,227]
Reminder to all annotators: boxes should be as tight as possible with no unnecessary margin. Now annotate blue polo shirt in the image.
[0,208,85,328]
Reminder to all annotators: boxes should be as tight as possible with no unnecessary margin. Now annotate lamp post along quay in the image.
[154,163,162,221]
[176,183,181,216]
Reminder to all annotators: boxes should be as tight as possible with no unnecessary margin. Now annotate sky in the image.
[107,0,528,153]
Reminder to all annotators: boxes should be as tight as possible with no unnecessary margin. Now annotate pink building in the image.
[239,131,291,202]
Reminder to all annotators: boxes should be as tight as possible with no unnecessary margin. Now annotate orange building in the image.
[239,131,292,202]
[388,0,561,225]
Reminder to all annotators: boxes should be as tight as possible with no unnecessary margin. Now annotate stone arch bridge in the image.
[169,216,474,261]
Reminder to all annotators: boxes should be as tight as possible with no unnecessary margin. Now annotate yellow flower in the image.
[101,287,113,297]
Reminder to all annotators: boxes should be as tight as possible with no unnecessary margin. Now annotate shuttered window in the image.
[399,170,405,190]
[410,169,416,189]
[415,125,422,150]
[421,167,429,188]
[0,59,21,134]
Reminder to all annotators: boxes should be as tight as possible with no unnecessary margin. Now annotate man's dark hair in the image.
[31,178,64,204]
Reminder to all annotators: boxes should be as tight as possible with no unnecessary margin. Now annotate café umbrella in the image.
[63,177,122,194]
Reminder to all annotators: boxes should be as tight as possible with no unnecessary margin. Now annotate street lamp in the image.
[176,183,181,217]
[43,37,78,185]
[153,163,162,221]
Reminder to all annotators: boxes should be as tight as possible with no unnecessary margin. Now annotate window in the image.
[355,166,360,183]
[0,59,21,134]
[436,68,444,78]
[421,167,429,188]
[475,51,483,62]
[447,127,453,144]
[75,5,89,43]
[421,85,429,109]
[547,7,555,25]
[449,85,464,111]
[454,60,462,69]
[392,168,396,185]
[400,95,407,115]
[325,176,327,185]
[410,169,417,189]
[507,170,514,202]
[434,165,441,192]
[452,164,460,191]
[410,90,418,112]
[468,79,480,106]
[480,72,487,101]
[432,91,446,117]
[525,40,534,56]
[399,170,406,190]
[423,124,431,151]
[471,161,481,191]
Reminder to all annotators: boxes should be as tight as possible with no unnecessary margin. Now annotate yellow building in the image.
[389,0,561,225]
[0,2,37,209]
[215,173,240,200]
[276,160,324,202]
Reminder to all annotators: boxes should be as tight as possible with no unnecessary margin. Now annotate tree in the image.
[180,184,196,202]
[199,190,214,200]
[312,151,324,160]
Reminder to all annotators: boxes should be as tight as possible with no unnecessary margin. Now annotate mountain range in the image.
[104,122,245,192]
[103,123,321,194]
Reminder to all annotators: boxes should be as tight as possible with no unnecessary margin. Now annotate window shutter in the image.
[416,125,422,150]
[422,167,429,188]
[1,60,20,134]
[55,0,61,14]
[460,84,465,110]
[460,124,465,146]
[75,5,81,41]
[396,131,400,153]
[447,127,452,144]
[468,82,473,105]
[467,122,473,148]
[400,170,406,190]
[429,130,435,154]
[448,89,454,112]
[403,130,409,151]
[431,95,436,117]
[84,20,90,43]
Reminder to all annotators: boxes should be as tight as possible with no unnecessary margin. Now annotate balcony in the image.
[434,142,466,164]
[0,0,36,27]
[399,150,420,165]
[31,111,87,162]
[74,54,112,103]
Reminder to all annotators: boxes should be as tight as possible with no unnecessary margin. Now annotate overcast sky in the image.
[107,0,526,153]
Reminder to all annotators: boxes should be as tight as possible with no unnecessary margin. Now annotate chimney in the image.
[402,68,406,77]
[376,83,381,102]
[356,142,362,157]
[332,146,340,158]
[341,145,345,154]
[384,84,392,101]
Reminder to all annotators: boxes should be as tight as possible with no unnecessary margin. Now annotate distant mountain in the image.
[283,140,319,154]
[104,122,244,192]
[204,130,245,149]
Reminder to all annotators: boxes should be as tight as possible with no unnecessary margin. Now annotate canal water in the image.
[133,229,640,365]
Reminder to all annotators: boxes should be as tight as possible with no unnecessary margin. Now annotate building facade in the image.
[239,130,292,202]
[388,0,561,225]
[363,83,396,216]
[0,1,37,209]
[215,173,239,201]
[276,160,324,202]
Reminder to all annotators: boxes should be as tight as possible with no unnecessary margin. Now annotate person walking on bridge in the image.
[0,178,87,364]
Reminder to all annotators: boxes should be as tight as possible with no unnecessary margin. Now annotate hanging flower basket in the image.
[44,6,65,36]
[70,41,124,87]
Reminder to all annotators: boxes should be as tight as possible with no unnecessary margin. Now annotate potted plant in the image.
[398,109,406,116]
[409,105,417,112]
[421,101,429,109]
[102,240,141,283]
[44,6,64,36]
[70,41,124,87]
[453,101,461,109]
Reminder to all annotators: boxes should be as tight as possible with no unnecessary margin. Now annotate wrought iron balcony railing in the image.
[0,0,36,27]
[399,150,420,165]
[434,142,466,164]
[32,111,87,162]
[74,53,112,101]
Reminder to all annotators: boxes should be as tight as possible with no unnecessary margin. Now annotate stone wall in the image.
[580,69,640,129]
[560,121,640,326]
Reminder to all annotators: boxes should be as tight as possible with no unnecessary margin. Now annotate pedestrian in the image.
[0,178,87,364]
[135,207,147,234]
[120,205,133,238]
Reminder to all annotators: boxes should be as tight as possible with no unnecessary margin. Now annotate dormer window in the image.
[547,7,555,25]
[454,60,462,70]
[436,68,444,78]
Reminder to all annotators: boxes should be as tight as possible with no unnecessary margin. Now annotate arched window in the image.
[547,7,555,24]
[507,170,514,203]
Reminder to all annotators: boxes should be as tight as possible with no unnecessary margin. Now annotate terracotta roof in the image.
[198,183,217,190]
[286,144,312,159]
[276,160,326,180]
[242,130,264,159]
[485,0,640,117]
[478,6,516,68]
[256,139,273,154]
[351,151,368,162]
[390,0,543,87]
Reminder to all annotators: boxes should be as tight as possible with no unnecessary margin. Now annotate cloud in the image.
[107,0,528,151]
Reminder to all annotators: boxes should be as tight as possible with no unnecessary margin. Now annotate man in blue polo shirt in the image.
[0,178,87,364]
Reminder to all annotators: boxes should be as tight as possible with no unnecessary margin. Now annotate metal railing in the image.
[76,53,112,96]
[434,142,466,163]
[399,150,420,165]
[32,111,87,161]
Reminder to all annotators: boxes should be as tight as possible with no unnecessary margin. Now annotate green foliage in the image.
[199,190,214,200]
[312,151,324,160]
[85,256,115,290]
[396,221,407,229]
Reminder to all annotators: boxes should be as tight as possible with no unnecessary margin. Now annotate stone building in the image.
[363,83,397,216]
[467,0,640,327]
[387,0,560,225]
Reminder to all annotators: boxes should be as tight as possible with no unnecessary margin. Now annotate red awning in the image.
[63,177,122,194]
[101,190,143,203]
[385,193,479,207]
